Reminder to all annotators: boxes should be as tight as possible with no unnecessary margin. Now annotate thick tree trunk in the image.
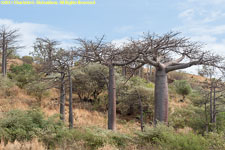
[108,64,116,130]
[60,73,65,121]
[154,68,168,125]
[68,70,73,128]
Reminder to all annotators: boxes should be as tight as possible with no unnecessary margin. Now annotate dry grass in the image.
[177,127,193,134]
[0,86,36,112]
[7,59,23,67]
[97,144,118,150]
[0,139,45,150]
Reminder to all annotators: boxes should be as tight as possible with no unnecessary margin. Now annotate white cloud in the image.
[0,19,76,56]
[112,37,129,47]
[178,9,195,20]
[176,0,225,74]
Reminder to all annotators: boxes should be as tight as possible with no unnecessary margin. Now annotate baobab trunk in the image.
[138,91,144,132]
[108,64,116,130]
[1,50,6,76]
[154,68,168,125]
[68,70,73,128]
[122,66,127,77]
[210,82,213,123]
[60,73,65,121]
[213,86,216,124]
[1,37,6,76]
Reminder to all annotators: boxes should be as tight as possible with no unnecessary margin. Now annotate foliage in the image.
[0,109,64,149]
[22,56,34,64]
[0,76,15,89]
[8,64,37,88]
[0,109,131,149]
[205,132,225,150]
[136,123,208,150]
[72,63,108,102]
[169,106,206,133]
[0,76,16,97]
[117,76,154,120]
[174,80,192,99]
[216,112,225,132]
[25,81,49,104]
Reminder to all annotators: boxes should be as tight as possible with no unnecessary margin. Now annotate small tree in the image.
[174,80,192,100]
[22,56,33,64]
[0,25,22,76]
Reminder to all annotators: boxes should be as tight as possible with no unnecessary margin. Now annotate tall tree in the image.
[55,49,75,128]
[32,38,67,122]
[77,37,141,131]
[0,25,21,76]
[130,32,223,125]
[198,65,225,131]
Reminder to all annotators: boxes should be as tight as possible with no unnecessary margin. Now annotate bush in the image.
[205,132,225,150]
[174,80,192,100]
[8,64,37,88]
[0,76,16,97]
[0,109,65,149]
[136,124,208,150]
[0,109,131,149]
[25,81,49,105]
[73,63,108,102]
[22,56,33,64]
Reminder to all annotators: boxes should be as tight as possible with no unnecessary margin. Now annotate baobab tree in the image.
[32,38,75,127]
[77,37,142,131]
[130,32,223,124]
[54,49,75,128]
[0,25,21,76]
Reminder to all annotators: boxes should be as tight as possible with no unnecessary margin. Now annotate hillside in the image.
[0,58,224,150]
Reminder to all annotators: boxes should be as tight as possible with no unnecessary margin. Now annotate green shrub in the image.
[22,56,34,64]
[205,132,225,150]
[0,109,65,149]
[79,127,131,149]
[174,80,192,100]
[0,76,16,97]
[25,81,49,105]
[136,124,208,150]
[8,64,37,88]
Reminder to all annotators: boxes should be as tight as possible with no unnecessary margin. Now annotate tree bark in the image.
[154,68,168,125]
[138,91,144,132]
[60,73,65,121]
[209,81,213,123]
[108,64,116,130]
[122,66,127,77]
[213,86,216,123]
[1,34,6,77]
[68,70,73,129]
[204,102,209,133]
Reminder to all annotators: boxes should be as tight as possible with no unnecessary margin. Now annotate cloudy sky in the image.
[0,0,224,71]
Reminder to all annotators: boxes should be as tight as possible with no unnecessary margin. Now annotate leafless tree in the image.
[130,32,223,125]
[0,25,22,76]
[32,38,73,125]
[198,65,225,131]
[77,37,142,131]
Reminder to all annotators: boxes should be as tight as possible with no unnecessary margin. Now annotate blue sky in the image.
[0,0,225,68]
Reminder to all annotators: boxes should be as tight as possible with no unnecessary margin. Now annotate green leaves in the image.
[174,80,192,100]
